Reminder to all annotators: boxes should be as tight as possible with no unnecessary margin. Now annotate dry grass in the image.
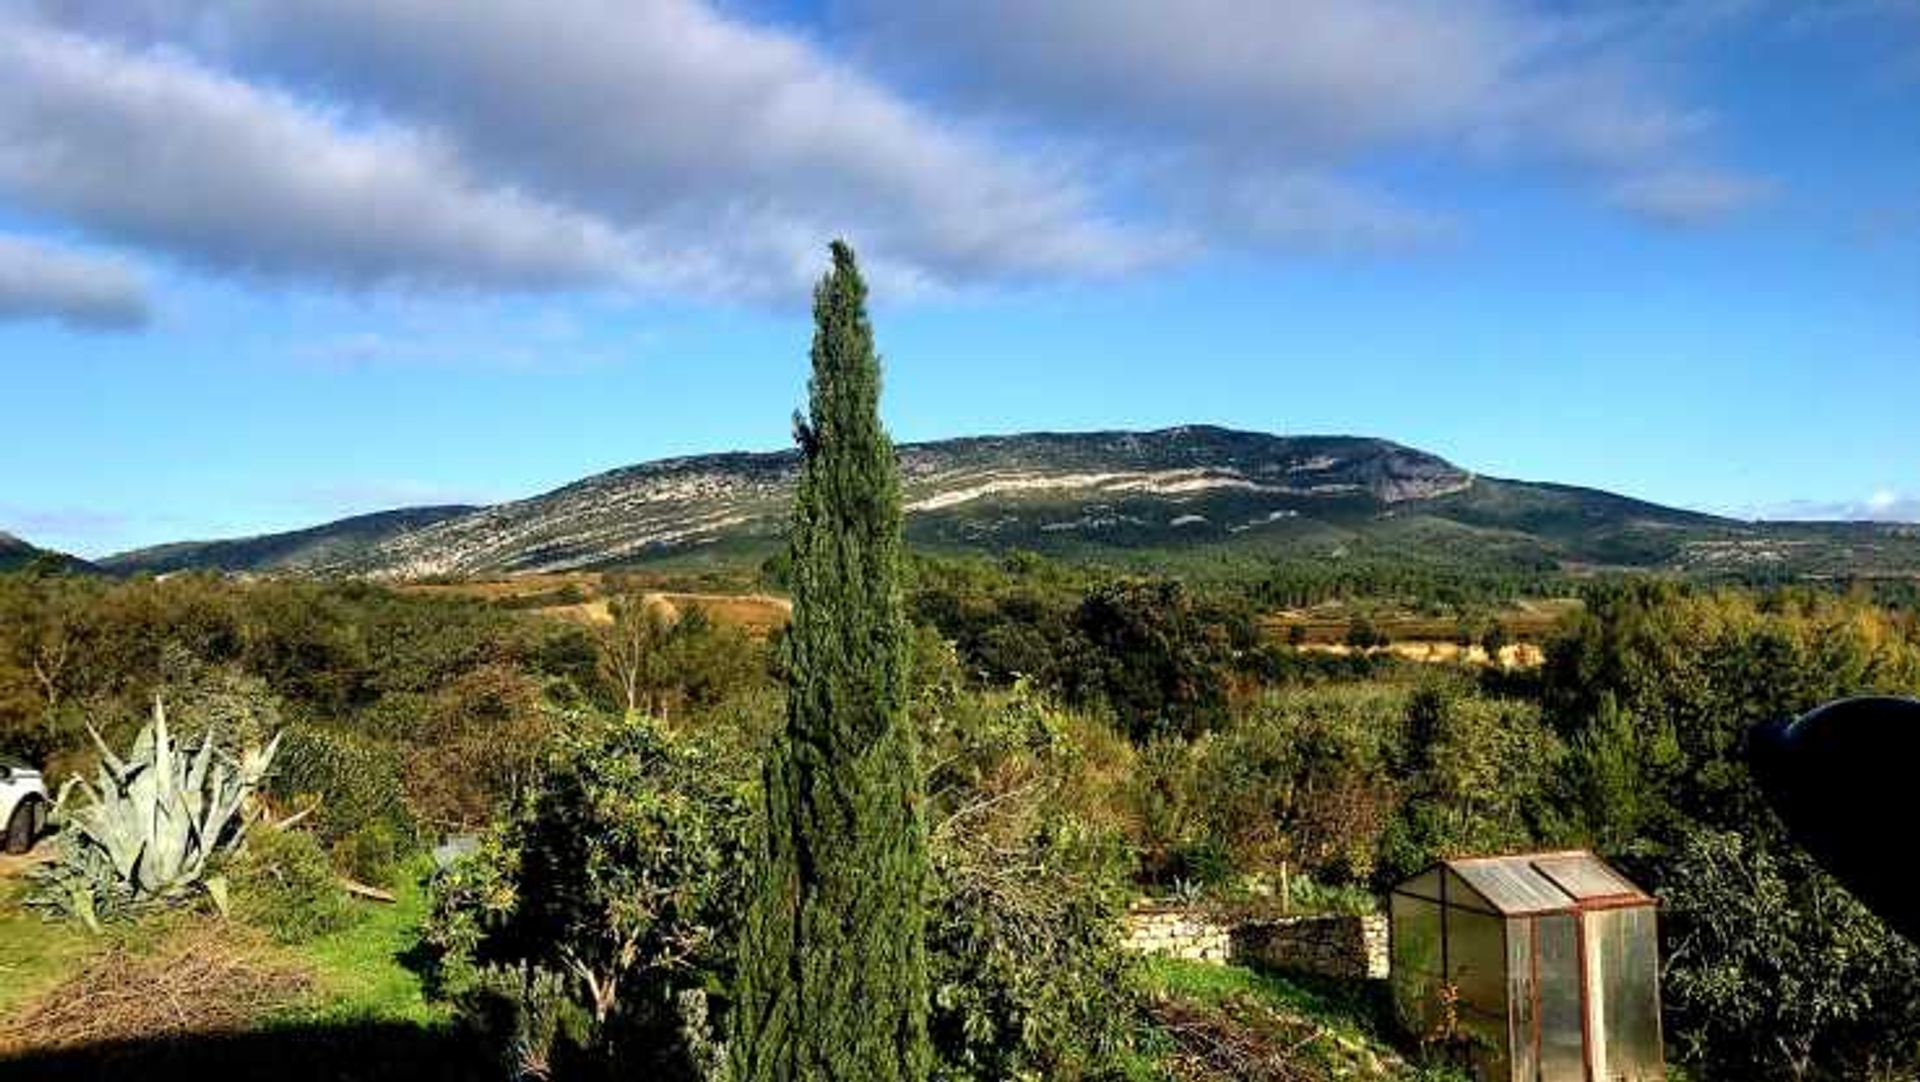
[395,572,793,637]
[0,921,313,1055]
[1153,993,1408,1082]
[1292,640,1546,668]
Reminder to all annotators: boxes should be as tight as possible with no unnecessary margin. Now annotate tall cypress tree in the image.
[730,241,930,1082]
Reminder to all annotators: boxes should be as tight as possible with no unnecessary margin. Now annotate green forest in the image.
[4,559,1918,1079]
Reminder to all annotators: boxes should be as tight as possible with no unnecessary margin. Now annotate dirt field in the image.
[1294,640,1546,668]
[0,841,55,880]
[1261,596,1576,669]
[396,573,793,637]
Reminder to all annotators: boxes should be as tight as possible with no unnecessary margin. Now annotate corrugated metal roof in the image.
[1424,850,1651,915]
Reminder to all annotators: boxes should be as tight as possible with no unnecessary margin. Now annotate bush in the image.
[229,827,358,944]
[458,962,595,1082]
[928,822,1140,1082]
[269,726,418,855]
[1660,827,1920,1080]
[425,713,752,1078]
[331,820,407,889]
[920,689,1148,1079]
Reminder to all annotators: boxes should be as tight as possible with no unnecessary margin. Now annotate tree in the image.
[731,241,931,1082]
[1060,579,1232,742]
[1661,828,1920,1080]
[595,584,674,717]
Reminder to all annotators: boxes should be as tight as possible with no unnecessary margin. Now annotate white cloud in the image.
[1607,169,1776,226]
[0,17,635,292]
[1180,171,1460,253]
[0,233,149,330]
[1,0,1791,311]
[846,0,1772,236]
[1748,491,1920,522]
[14,1,1168,300]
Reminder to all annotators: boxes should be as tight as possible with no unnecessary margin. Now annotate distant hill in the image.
[97,426,1920,580]
[0,531,96,575]
[100,505,477,575]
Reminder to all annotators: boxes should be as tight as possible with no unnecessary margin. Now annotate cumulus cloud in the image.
[0,233,149,330]
[4,0,1781,307]
[14,1,1167,299]
[0,17,635,292]
[846,0,1771,237]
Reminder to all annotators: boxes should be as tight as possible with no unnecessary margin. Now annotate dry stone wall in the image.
[1121,903,1233,963]
[1122,904,1388,981]
[1233,913,1389,980]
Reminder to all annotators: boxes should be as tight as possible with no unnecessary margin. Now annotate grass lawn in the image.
[1139,957,1471,1082]
[275,864,449,1028]
[0,879,100,1017]
[0,861,448,1031]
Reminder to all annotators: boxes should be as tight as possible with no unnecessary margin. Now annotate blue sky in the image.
[0,1,1915,558]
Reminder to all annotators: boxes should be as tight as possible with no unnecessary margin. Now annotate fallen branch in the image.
[341,877,396,903]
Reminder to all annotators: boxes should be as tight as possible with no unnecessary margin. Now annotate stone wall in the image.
[1121,903,1233,963]
[1122,903,1388,981]
[1232,913,1389,981]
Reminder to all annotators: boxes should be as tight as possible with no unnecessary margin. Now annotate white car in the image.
[1,759,49,855]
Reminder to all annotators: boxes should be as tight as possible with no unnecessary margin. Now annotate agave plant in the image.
[32,697,278,928]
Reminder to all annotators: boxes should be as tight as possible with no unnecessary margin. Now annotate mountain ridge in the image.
[90,425,1920,580]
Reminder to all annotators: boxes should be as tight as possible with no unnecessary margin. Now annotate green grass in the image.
[1139,957,1473,1082]
[0,879,100,1016]
[272,861,449,1027]
[1141,956,1393,1047]
[0,859,449,1030]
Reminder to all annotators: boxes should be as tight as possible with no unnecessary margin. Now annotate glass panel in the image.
[1447,907,1510,1081]
[1444,867,1504,915]
[1509,918,1537,1082]
[1587,906,1665,1080]
[1392,893,1446,1036]
[1533,854,1641,901]
[1536,913,1585,1082]
[1453,859,1571,915]
[1397,867,1446,903]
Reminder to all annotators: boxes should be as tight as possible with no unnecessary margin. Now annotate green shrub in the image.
[426,712,752,1076]
[459,962,595,1081]
[269,726,418,855]
[928,821,1141,1081]
[331,820,407,888]
[921,690,1149,1080]
[229,826,359,944]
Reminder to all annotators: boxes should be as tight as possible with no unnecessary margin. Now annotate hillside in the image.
[96,426,1920,579]
[0,531,94,575]
[100,506,477,576]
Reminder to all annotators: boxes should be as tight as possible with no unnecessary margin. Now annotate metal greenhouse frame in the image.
[1389,850,1664,1082]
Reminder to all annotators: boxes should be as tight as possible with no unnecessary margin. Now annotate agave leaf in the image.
[85,722,131,781]
[151,698,174,805]
[37,698,281,924]
[187,725,216,795]
[204,875,229,917]
[70,886,101,934]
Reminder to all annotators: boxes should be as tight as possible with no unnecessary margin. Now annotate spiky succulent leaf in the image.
[30,697,280,926]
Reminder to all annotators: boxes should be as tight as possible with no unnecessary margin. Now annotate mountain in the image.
[97,426,1920,580]
[100,505,477,576]
[0,531,96,575]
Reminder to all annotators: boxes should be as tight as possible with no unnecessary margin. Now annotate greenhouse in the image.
[1390,850,1663,1082]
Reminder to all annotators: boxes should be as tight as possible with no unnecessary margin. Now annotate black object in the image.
[1750,696,1920,944]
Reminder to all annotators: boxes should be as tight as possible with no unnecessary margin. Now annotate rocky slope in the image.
[95,425,1920,580]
